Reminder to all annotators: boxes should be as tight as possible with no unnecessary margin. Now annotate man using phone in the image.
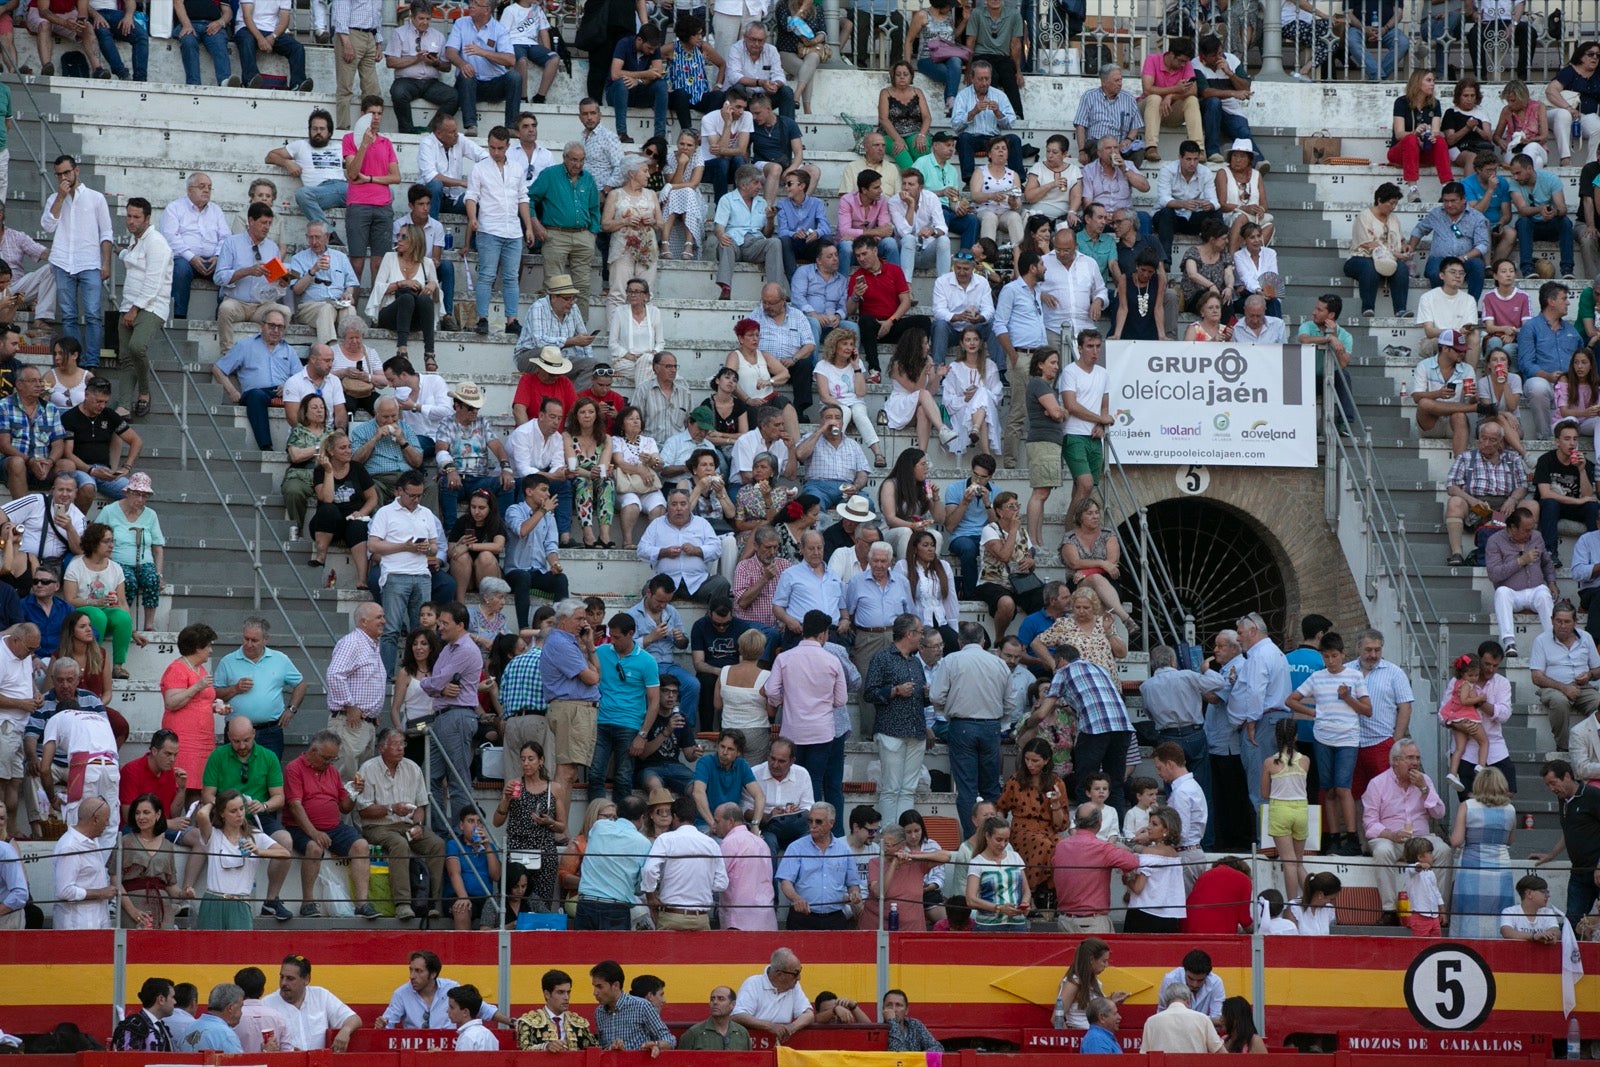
[418,603,482,827]
[543,598,602,788]
[385,7,457,135]
[41,155,113,370]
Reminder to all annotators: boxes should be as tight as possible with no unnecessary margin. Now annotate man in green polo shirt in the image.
[212,617,306,762]
[913,132,978,250]
[528,143,602,315]
[194,716,295,921]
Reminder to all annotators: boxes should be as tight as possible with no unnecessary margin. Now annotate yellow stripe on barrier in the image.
[0,965,115,1005]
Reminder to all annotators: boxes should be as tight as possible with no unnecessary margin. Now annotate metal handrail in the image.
[5,73,343,681]
[1100,435,1190,653]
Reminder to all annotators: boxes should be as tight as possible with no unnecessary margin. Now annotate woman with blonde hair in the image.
[1388,69,1452,199]
[1449,764,1516,939]
[1494,79,1549,168]
[661,129,707,259]
[814,327,886,466]
[715,627,772,764]
[367,223,439,366]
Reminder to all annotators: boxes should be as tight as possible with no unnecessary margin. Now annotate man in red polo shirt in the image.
[285,730,378,919]
[511,346,578,425]
[118,728,187,831]
[845,235,931,381]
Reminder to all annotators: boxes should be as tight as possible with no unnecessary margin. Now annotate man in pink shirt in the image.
[285,730,379,919]
[764,610,848,832]
[714,801,776,930]
[1362,738,1453,923]
[341,95,402,287]
[1139,38,1202,164]
[1052,802,1140,934]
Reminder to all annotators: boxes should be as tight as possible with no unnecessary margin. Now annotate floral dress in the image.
[736,483,781,530]
[505,782,561,911]
[571,438,616,528]
[1037,615,1118,675]
[607,186,660,299]
[997,774,1069,891]
[775,520,806,561]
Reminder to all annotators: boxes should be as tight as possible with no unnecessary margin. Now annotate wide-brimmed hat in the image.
[126,472,154,495]
[647,785,674,808]
[449,380,485,408]
[533,346,573,375]
[545,274,580,296]
[1227,138,1255,157]
[835,495,876,523]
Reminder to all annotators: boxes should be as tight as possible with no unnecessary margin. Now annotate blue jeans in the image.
[253,722,285,760]
[806,315,858,347]
[457,70,519,131]
[474,231,522,320]
[430,705,478,827]
[930,316,1002,367]
[703,155,744,203]
[425,179,471,221]
[1344,25,1409,79]
[70,469,129,501]
[295,181,348,226]
[942,205,980,251]
[1421,5,1463,74]
[94,9,148,79]
[606,77,669,138]
[956,133,1023,182]
[793,735,846,835]
[170,256,208,318]
[761,810,808,855]
[574,897,632,930]
[948,533,980,598]
[54,267,102,368]
[439,472,511,530]
[803,480,852,510]
[917,56,962,104]
[1343,255,1410,314]
[590,722,642,802]
[239,386,280,449]
[1425,255,1485,298]
[438,257,456,310]
[1201,100,1256,161]
[1072,729,1131,814]
[948,718,1002,839]
[1518,215,1574,275]
[177,24,230,84]
[379,571,431,675]
[234,28,306,86]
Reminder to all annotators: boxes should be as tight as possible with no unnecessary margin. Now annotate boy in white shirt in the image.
[450,986,500,1050]
[1285,632,1371,858]
[1122,776,1159,841]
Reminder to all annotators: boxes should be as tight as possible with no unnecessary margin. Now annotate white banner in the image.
[1102,341,1318,467]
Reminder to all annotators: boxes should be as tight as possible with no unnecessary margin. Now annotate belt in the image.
[352,25,379,32]
[1157,723,1204,734]
[578,896,632,906]
[85,757,117,766]
[657,905,709,915]
[508,708,548,718]
[551,698,598,706]
[547,226,590,232]
[854,625,892,633]
[1177,844,1203,852]
[203,891,247,901]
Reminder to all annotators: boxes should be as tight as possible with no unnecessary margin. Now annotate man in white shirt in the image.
[41,154,113,369]
[712,0,767,61]
[234,0,312,91]
[262,955,362,1052]
[119,197,172,419]
[1151,741,1209,892]
[1160,951,1226,1020]
[386,7,457,133]
[1141,982,1224,1054]
[722,21,793,119]
[51,795,114,929]
[384,355,452,448]
[639,794,729,929]
[889,170,950,281]
[368,470,442,674]
[750,737,813,852]
[419,115,490,219]
[0,624,40,824]
[465,127,536,334]
[265,110,349,231]
[506,394,567,478]
[1040,226,1107,355]
[159,172,228,322]
[1232,294,1287,343]
[39,658,120,847]
[1416,256,1481,361]
[729,408,796,485]
[1151,140,1221,266]
[638,487,730,601]
[732,947,815,1041]
[1059,329,1112,517]
[507,111,557,188]
[282,344,349,430]
[931,251,999,364]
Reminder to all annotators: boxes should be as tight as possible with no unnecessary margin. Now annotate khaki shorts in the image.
[0,720,23,780]
[548,700,597,767]
[1026,440,1063,489]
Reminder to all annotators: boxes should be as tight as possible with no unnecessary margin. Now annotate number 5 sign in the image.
[1403,944,1496,1030]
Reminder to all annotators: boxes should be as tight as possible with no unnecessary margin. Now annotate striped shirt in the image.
[325,629,386,719]
[1294,666,1367,747]
[733,555,789,625]
[1358,657,1416,746]
[1072,87,1144,143]
[1445,447,1527,500]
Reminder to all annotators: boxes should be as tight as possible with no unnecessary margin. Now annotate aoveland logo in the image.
[1240,419,1299,441]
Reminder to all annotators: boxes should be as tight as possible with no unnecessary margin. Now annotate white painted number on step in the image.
[1403,944,1495,1031]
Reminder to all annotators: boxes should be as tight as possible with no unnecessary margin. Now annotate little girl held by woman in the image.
[1439,652,1489,791]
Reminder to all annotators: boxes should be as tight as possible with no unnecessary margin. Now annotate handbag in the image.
[927,38,971,62]
[614,467,660,495]
[796,36,832,60]
[1010,569,1045,605]
[1301,129,1342,164]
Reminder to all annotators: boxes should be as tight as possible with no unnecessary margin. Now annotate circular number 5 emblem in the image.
[1403,943,1496,1031]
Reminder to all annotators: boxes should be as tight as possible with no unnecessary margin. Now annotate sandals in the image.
[395,347,408,361]
[307,556,325,567]
[597,539,616,549]
[112,665,129,680]
[424,354,438,372]
[132,396,151,418]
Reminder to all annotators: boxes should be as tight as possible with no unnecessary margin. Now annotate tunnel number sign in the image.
[1403,944,1496,1030]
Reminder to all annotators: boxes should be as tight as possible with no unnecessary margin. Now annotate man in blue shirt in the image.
[775,800,863,929]
[210,308,299,450]
[949,60,1023,182]
[444,0,519,135]
[576,793,652,929]
[19,564,65,655]
[504,474,569,629]
[593,612,660,802]
[542,600,602,787]
[1017,580,1070,675]
[1509,153,1574,278]
[1405,183,1491,296]
[1518,281,1587,429]
[1462,151,1516,265]
[628,573,700,714]
[774,169,830,278]
[605,25,668,141]
[1284,613,1329,838]
[943,453,996,599]
[1080,998,1123,1054]
[213,617,307,760]
[994,250,1047,467]
[792,240,855,346]
[177,985,245,1052]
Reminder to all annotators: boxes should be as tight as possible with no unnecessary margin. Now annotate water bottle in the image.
[1051,996,1067,1031]
[1575,119,1584,143]
[888,903,899,930]
[371,844,382,866]
[1397,890,1411,920]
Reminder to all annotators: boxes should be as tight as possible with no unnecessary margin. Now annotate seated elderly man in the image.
[1404,184,1491,296]
[210,308,299,451]
[1140,980,1223,1054]
[505,474,570,628]
[637,486,730,603]
[514,281,595,395]
[775,801,861,929]
[1442,421,1529,567]
[1230,294,1285,344]
[732,948,815,1042]
[795,404,869,510]
[714,165,786,300]
[1411,328,1477,457]
[285,730,379,920]
[353,727,446,922]
[285,222,359,343]
[1531,601,1600,754]
[1364,738,1453,924]
[349,396,425,505]
[1485,505,1557,657]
